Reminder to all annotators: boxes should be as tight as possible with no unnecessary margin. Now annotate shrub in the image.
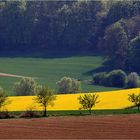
[20,105,40,118]
[0,110,14,119]
[14,77,38,96]
[92,72,107,85]
[92,70,127,87]
[57,77,81,94]
[106,69,127,87]
[127,72,140,88]
[20,110,40,118]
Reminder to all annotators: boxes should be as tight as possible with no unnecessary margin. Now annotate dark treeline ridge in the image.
[1,1,140,71]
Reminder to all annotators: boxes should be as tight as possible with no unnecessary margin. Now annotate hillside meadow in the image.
[0,56,119,95]
[6,88,140,111]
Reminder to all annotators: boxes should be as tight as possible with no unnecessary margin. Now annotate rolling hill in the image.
[0,56,119,95]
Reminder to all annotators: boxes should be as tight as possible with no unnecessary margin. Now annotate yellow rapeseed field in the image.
[6,88,140,111]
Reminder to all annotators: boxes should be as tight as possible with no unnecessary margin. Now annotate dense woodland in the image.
[1,1,140,72]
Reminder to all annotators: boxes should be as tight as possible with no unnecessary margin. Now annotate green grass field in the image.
[0,56,119,95]
[10,109,140,117]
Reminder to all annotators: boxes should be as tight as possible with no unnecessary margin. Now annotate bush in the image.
[20,105,40,118]
[127,72,140,88]
[20,110,40,118]
[92,72,107,85]
[57,77,81,93]
[92,69,127,87]
[14,77,38,96]
[0,110,14,119]
[107,70,127,87]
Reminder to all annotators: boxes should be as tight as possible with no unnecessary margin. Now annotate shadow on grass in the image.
[1,109,140,119]
[10,109,140,118]
[83,60,114,76]
[0,50,101,59]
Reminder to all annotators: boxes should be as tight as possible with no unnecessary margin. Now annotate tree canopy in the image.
[1,1,140,71]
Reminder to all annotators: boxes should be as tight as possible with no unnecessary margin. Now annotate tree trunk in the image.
[43,106,47,117]
[89,108,92,114]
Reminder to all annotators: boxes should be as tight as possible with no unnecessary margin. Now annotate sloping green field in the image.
[0,56,119,95]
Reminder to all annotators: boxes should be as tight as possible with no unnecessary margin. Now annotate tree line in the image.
[0,80,140,119]
[1,1,140,71]
[0,1,103,54]
[0,76,99,118]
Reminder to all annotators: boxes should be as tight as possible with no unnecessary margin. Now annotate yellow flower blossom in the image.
[6,88,140,111]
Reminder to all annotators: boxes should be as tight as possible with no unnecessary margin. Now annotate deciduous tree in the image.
[35,86,56,117]
[14,77,38,96]
[78,93,99,114]
[128,93,140,111]
[57,77,81,94]
[0,88,9,111]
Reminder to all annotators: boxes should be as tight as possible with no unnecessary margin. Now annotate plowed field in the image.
[0,115,140,139]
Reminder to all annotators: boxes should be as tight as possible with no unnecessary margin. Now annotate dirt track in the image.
[0,73,25,78]
[0,115,140,139]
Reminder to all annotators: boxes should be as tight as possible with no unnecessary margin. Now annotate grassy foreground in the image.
[9,109,140,117]
[47,109,140,116]
[0,56,119,95]
[6,88,140,111]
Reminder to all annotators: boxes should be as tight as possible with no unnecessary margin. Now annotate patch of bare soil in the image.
[0,73,25,78]
[0,115,140,139]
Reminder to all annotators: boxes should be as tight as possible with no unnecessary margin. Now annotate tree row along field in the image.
[5,88,140,111]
